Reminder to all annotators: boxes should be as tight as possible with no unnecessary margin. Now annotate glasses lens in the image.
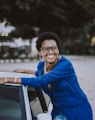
[52,46,58,50]
[41,46,58,52]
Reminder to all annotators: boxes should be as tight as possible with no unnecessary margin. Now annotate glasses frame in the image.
[40,46,58,53]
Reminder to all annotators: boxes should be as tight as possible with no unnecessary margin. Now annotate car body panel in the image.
[0,72,52,120]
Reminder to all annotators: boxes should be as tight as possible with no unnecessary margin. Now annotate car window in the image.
[28,87,50,118]
[28,87,43,117]
[0,85,27,120]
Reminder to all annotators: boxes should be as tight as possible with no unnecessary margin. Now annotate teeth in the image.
[47,55,54,58]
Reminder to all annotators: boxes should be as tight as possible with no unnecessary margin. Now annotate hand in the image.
[0,78,6,84]
[13,69,25,73]
[13,69,36,75]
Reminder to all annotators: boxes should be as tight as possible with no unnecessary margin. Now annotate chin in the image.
[47,60,55,64]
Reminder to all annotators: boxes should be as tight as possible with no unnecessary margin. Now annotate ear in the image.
[38,51,42,59]
[38,51,42,57]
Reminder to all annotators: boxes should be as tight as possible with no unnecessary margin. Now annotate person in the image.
[0,32,93,120]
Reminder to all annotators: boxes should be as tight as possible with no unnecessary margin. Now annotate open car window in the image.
[28,87,51,118]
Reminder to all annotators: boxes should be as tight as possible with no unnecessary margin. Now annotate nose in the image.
[48,48,54,53]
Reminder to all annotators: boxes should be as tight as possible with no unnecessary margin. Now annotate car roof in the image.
[0,71,36,86]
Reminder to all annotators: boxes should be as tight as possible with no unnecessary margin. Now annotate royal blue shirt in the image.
[21,56,93,120]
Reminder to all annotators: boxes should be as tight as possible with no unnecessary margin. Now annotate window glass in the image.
[28,87,43,117]
[28,87,50,118]
[0,85,26,120]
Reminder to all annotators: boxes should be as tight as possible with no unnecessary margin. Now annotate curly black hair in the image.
[36,32,61,51]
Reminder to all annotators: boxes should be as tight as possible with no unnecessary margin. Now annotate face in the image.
[39,39,59,65]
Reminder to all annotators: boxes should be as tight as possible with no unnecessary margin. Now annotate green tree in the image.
[0,0,95,37]
[0,0,95,54]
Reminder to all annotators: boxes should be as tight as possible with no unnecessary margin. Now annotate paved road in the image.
[0,55,95,119]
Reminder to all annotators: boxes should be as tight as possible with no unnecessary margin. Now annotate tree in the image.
[0,0,95,54]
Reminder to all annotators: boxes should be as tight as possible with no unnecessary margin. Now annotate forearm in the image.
[23,70,36,74]
[13,69,36,75]
[0,77,21,84]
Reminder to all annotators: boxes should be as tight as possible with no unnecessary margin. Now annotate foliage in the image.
[0,0,95,54]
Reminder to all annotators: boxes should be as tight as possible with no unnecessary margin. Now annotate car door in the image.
[0,84,29,120]
[0,72,52,120]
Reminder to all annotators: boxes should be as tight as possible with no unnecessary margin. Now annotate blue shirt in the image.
[21,56,93,120]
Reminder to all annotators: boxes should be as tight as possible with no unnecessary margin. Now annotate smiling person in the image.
[0,32,93,120]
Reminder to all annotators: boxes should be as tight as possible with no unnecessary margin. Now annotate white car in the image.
[0,72,52,120]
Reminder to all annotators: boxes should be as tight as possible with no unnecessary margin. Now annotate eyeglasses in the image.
[40,46,58,53]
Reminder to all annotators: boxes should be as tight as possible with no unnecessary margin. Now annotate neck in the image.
[46,58,59,72]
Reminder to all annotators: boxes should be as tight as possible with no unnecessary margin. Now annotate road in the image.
[0,55,95,119]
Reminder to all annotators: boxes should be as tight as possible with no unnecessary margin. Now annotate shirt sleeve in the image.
[21,59,75,88]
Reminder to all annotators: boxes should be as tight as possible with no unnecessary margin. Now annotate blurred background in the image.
[0,0,95,62]
[0,1,95,119]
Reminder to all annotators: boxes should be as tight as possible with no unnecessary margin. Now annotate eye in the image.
[52,46,58,50]
[41,46,58,53]
[43,47,49,50]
